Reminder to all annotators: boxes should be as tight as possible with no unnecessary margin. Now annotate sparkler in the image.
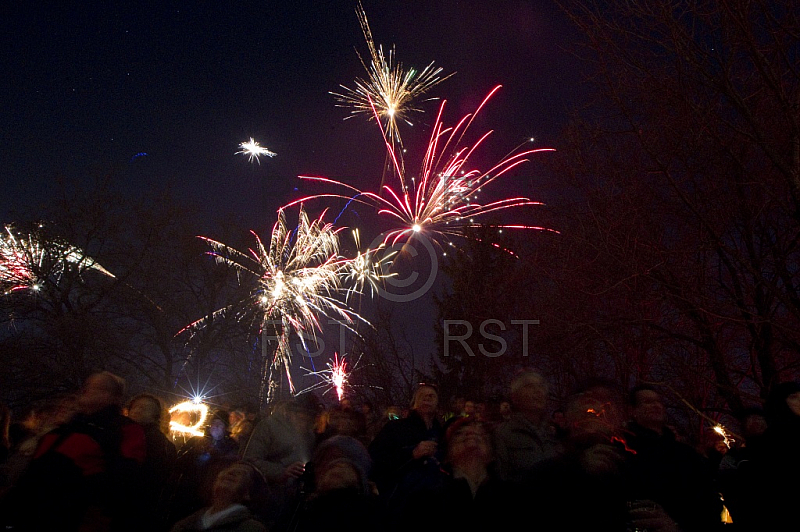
[1,224,115,295]
[237,137,276,165]
[330,2,453,154]
[289,86,556,250]
[180,207,367,403]
[169,399,209,438]
[713,425,735,449]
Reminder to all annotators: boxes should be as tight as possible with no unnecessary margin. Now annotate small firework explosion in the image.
[1,224,115,295]
[301,353,356,403]
[180,207,367,402]
[237,137,277,165]
[169,399,209,438]
[331,2,453,151]
[289,86,555,250]
[342,228,395,301]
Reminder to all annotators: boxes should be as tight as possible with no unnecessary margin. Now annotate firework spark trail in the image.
[300,353,366,403]
[1,225,115,295]
[342,228,396,302]
[713,425,735,449]
[237,137,277,165]
[330,354,348,402]
[179,207,368,402]
[288,86,556,249]
[330,1,453,168]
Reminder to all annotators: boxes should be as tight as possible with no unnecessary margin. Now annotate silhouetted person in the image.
[1,371,146,531]
[170,462,267,532]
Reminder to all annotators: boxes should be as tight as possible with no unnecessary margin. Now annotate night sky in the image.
[2,1,585,228]
[2,1,588,371]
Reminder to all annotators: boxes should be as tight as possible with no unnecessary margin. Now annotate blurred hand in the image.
[579,443,623,475]
[628,500,681,532]
[280,461,306,482]
[412,440,437,460]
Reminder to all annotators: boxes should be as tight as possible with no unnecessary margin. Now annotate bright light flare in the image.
[169,400,209,437]
[237,137,277,165]
[714,425,735,449]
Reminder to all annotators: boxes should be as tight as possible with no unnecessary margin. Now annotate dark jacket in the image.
[402,466,517,532]
[170,505,266,532]
[368,410,443,511]
[624,422,723,532]
[0,406,146,531]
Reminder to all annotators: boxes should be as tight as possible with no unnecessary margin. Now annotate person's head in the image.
[445,418,492,467]
[325,408,364,438]
[127,394,163,426]
[286,395,321,433]
[360,401,373,415]
[765,381,800,425]
[510,370,548,417]
[212,462,258,504]
[207,412,229,441]
[738,407,768,439]
[499,401,511,416]
[411,385,439,416]
[315,459,361,493]
[312,435,372,494]
[463,400,476,416]
[78,372,126,415]
[629,385,666,431]
[229,409,245,427]
[564,391,617,443]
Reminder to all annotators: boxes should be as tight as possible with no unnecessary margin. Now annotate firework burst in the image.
[289,86,556,250]
[300,353,365,403]
[342,228,395,302]
[180,207,366,402]
[330,2,453,154]
[237,137,277,165]
[1,224,115,295]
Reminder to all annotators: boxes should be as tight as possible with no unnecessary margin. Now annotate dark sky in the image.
[2,1,585,229]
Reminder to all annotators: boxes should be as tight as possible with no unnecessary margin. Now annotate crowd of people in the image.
[1,370,799,531]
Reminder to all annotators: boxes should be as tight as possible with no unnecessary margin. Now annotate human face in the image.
[213,464,252,501]
[786,392,800,417]
[209,419,226,441]
[464,401,476,416]
[566,395,615,439]
[413,387,438,414]
[513,375,548,414]
[633,390,666,429]
[128,398,160,425]
[316,461,360,493]
[448,424,491,465]
[743,414,768,437]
